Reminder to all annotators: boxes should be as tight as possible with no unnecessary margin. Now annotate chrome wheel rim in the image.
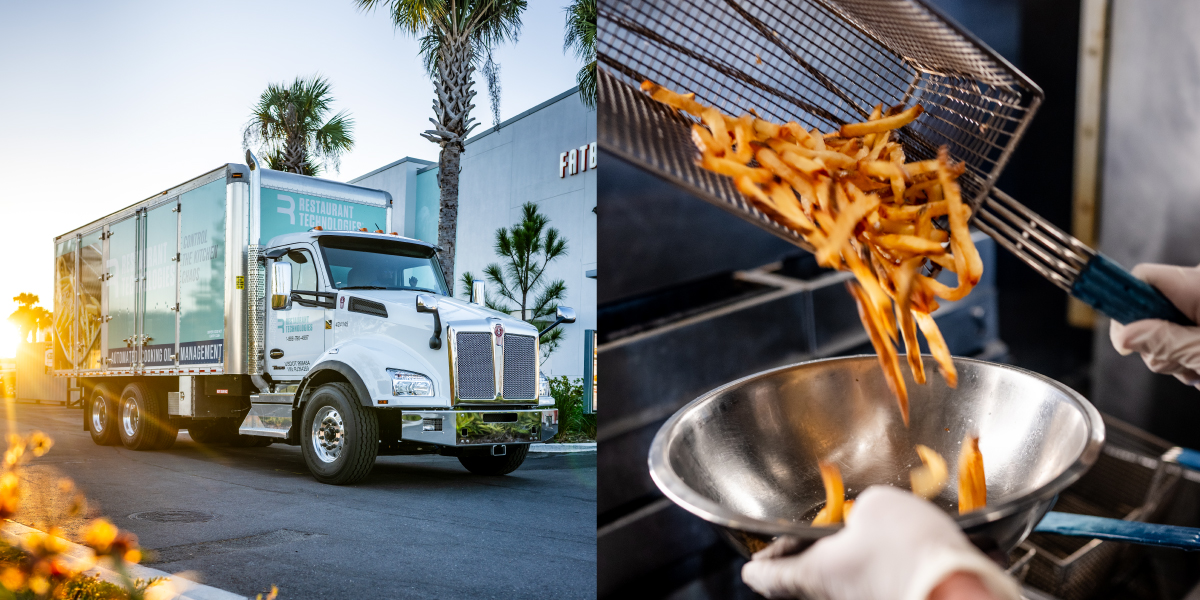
[91,396,107,433]
[121,396,140,438]
[311,406,344,464]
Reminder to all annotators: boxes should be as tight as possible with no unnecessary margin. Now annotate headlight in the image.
[538,373,551,400]
[388,369,434,396]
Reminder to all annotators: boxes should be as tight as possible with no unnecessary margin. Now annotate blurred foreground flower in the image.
[0,431,155,599]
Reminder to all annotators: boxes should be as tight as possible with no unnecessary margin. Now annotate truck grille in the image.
[503,334,537,399]
[455,332,495,399]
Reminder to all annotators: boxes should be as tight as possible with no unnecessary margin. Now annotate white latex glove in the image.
[1109,263,1200,388]
[741,486,1020,600]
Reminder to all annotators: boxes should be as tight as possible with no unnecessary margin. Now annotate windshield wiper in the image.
[339,285,387,290]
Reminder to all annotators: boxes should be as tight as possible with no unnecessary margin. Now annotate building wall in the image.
[350,88,597,380]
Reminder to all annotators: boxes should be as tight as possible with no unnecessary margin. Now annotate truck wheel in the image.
[154,422,179,450]
[117,382,168,451]
[300,383,378,485]
[458,444,530,476]
[88,385,120,446]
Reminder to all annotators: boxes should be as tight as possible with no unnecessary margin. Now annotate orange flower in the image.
[0,472,20,518]
[83,518,118,554]
[0,566,24,591]
[28,432,51,457]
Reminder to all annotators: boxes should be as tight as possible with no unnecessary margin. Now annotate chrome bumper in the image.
[400,408,558,446]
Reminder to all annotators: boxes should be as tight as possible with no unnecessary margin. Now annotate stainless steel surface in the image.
[471,281,485,305]
[399,409,559,445]
[454,331,497,400]
[648,355,1105,556]
[252,392,297,404]
[121,395,141,438]
[225,177,249,375]
[598,0,1103,296]
[270,261,293,310]
[557,306,577,323]
[91,394,107,434]
[502,334,538,400]
[239,402,293,439]
[246,151,265,378]
[311,405,345,463]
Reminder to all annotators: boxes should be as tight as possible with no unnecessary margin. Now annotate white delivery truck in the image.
[52,152,571,484]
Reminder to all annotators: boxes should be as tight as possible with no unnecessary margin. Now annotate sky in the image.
[0,0,582,357]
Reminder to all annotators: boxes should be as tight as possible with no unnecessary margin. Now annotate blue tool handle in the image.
[1034,512,1200,550]
[1166,447,1200,471]
[1071,254,1193,325]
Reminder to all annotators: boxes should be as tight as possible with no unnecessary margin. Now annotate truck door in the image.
[266,246,326,379]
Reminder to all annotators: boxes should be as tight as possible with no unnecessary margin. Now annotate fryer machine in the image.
[597,0,1191,327]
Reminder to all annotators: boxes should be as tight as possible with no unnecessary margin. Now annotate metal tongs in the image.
[598,0,1192,326]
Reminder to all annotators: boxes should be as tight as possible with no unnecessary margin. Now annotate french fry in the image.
[870,234,947,256]
[840,104,924,137]
[812,461,845,526]
[911,445,948,499]
[958,435,987,514]
[700,154,773,183]
[914,310,957,387]
[644,81,981,430]
[641,80,706,116]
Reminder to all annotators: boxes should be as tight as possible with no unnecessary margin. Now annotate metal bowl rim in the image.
[647,354,1106,539]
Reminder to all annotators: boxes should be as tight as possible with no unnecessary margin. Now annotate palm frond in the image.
[242,75,354,174]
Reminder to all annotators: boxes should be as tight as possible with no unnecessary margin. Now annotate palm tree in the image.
[8,294,51,343]
[460,202,569,360]
[242,75,355,176]
[355,0,527,287]
[564,0,596,109]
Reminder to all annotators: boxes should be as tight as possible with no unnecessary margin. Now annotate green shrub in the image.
[548,376,595,442]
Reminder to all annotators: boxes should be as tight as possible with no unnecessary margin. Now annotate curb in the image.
[529,442,596,453]
[1,521,246,600]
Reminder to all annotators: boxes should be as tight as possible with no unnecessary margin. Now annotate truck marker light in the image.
[216,389,228,394]
[358,228,368,232]
[374,229,384,233]
[378,400,388,405]
[313,226,323,231]
[389,232,398,236]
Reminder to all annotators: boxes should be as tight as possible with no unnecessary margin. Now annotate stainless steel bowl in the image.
[648,356,1105,558]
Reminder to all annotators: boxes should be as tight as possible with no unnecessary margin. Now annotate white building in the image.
[350,88,597,379]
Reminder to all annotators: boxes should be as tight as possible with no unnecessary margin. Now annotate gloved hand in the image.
[1109,263,1200,388]
[741,486,1020,600]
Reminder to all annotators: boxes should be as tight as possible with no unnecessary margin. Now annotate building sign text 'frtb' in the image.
[559,142,598,178]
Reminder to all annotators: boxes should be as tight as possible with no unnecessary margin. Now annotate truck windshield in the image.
[318,236,448,295]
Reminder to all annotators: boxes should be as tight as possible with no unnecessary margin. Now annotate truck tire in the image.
[186,419,235,444]
[117,382,169,451]
[458,444,530,476]
[300,382,378,485]
[88,385,121,446]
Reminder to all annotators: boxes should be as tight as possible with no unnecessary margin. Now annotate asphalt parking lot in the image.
[5,403,596,599]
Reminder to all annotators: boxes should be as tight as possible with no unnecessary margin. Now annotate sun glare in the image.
[0,322,20,359]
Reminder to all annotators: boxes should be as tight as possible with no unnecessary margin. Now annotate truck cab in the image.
[248,230,564,483]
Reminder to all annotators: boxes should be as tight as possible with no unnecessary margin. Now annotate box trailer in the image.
[53,152,569,484]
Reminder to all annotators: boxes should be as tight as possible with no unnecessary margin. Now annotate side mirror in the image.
[539,306,577,337]
[416,294,442,350]
[271,262,293,310]
[471,281,486,305]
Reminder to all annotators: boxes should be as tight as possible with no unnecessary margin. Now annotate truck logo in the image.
[277,316,312,333]
[277,195,296,225]
[494,323,504,346]
[339,296,345,309]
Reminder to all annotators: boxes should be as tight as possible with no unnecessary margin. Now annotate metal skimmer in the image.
[598,0,1190,326]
